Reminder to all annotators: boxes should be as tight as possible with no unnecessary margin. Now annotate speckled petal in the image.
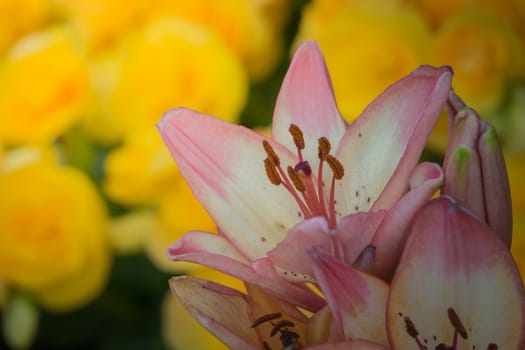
[387,198,525,350]
[334,66,452,216]
[158,108,303,260]
[312,251,389,346]
[167,231,325,311]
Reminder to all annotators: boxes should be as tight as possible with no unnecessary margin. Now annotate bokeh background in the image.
[0,0,524,349]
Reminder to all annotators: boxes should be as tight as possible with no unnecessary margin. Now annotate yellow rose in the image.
[106,18,248,140]
[0,161,110,311]
[0,0,54,53]
[146,0,289,80]
[295,0,430,121]
[54,0,147,52]
[0,26,90,145]
[400,0,467,27]
[430,11,525,115]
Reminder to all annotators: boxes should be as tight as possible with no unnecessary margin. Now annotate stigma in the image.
[263,124,344,229]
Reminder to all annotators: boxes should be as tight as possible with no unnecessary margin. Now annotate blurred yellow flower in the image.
[295,0,430,121]
[54,0,146,52]
[145,177,217,273]
[146,0,289,80]
[401,0,467,28]
[0,160,110,311]
[430,11,525,115]
[105,18,248,140]
[0,0,54,53]
[103,128,179,205]
[0,26,90,145]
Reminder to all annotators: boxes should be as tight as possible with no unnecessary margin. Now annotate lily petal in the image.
[334,66,452,215]
[267,216,331,280]
[244,283,307,349]
[272,41,347,166]
[311,251,389,346]
[169,276,259,350]
[158,108,302,260]
[268,211,386,281]
[371,162,444,279]
[168,231,324,311]
[387,198,525,350]
[252,258,326,311]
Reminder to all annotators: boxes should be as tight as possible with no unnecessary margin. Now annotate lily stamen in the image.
[404,316,426,350]
[262,125,344,229]
[264,158,282,185]
[289,124,305,162]
[448,307,467,348]
[263,140,312,217]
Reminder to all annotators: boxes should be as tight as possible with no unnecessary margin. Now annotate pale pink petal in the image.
[252,258,326,311]
[311,251,389,346]
[387,198,525,350]
[267,217,332,280]
[336,210,387,266]
[169,276,259,349]
[334,66,452,215]
[267,211,386,281]
[272,41,347,167]
[371,162,444,279]
[158,108,303,260]
[168,231,325,311]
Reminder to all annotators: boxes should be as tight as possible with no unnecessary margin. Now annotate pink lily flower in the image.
[309,197,525,349]
[443,91,512,247]
[169,274,389,349]
[157,41,452,309]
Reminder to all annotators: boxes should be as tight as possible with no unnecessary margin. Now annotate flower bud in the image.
[442,92,512,246]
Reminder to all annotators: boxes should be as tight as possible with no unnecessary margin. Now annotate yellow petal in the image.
[107,18,248,140]
[0,26,90,145]
[0,161,110,311]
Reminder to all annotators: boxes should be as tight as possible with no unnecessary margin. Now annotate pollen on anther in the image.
[288,166,306,192]
[326,155,344,179]
[448,307,468,339]
[264,158,282,185]
[318,137,331,160]
[289,124,305,150]
[262,140,280,166]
